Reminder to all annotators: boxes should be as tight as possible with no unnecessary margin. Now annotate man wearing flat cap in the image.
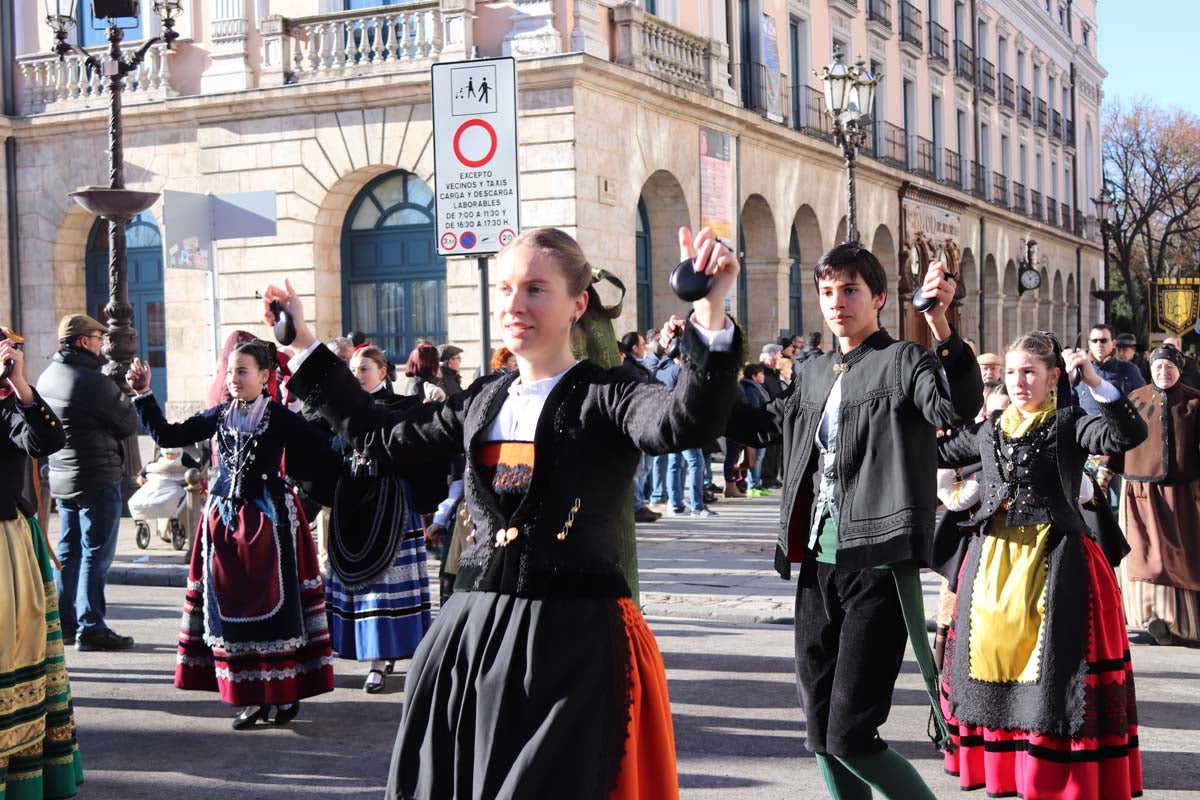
[437,344,464,397]
[35,314,138,651]
[975,352,1003,384]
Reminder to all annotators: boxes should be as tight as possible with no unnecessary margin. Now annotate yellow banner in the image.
[1151,278,1200,335]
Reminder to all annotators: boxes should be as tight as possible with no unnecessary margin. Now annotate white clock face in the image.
[1020,269,1042,290]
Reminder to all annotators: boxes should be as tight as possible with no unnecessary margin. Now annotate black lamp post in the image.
[1090,190,1121,308]
[45,0,182,386]
[819,47,880,245]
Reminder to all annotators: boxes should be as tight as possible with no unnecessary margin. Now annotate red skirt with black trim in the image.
[941,534,1143,799]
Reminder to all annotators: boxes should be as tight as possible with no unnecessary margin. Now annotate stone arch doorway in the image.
[740,194,781,347]
[637,170,692,324]
[789,205,823,338]
[959,247,980,348]
[341,170,445,362]
[635,198,653,332]
[869,224,899,335]
[85,211,167,402]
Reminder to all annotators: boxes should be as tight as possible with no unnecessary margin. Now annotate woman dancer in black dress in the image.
[264,226,740,799]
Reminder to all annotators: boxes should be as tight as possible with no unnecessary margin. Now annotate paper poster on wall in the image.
[760,13,783,123]
[699,128,735,241]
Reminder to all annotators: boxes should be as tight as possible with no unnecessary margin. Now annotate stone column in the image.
[706,39,737,103]
[203,0,255,93]
[503,0,562,58]
[441,0,477,61]
[612,2,645,70]
[258,15,292,87]
[570,0,608,59]
[744,257,790,348]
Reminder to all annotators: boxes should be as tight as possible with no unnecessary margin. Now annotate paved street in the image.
[56,495,1200,799]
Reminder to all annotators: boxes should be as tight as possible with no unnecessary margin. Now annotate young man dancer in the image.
[730,243,982,798]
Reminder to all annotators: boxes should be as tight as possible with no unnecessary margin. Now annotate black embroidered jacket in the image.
[1,389,64,520]
[287,323,742,598]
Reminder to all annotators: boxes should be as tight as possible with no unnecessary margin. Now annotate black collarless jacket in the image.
[287,323,742,597]
[938,396,1148,533]
[727,328,983,575]
[1,389,65,520]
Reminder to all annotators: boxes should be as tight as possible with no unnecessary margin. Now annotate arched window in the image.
[342,171,446,362]
[635,198,653,332]
[86,211,166,401]
[788,226,803,335]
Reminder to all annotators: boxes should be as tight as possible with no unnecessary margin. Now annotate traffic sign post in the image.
[432,56,520,371]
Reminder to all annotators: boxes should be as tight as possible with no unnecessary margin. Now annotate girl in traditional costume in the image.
[938,332,1147,799]
[1117,343,1200,645]
[0,328,84,799]
[264,226,741,800]
[126,339,335,730]
[319,345,434,693]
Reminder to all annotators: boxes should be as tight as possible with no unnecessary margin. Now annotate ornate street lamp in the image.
[819,47,880,245]
[45,0,182,386]
[1090,189,1121,307]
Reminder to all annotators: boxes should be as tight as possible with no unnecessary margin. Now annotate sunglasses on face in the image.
[1089,337,1110,344]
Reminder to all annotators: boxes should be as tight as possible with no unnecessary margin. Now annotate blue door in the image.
[788,226,803,335]
[342,171,446,364]
[86,212,167,403]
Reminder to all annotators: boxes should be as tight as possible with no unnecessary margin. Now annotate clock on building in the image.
[1018,266,1042,294]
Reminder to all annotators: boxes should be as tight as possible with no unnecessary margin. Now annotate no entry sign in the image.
[432,57,520,257]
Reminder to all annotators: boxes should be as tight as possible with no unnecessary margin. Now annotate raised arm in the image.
[937,421,985,469]
[133,392,222,448]
[904,330,983,429]
[599,321,742,455]
[285,344,466,463]
[1066,350,1148,455]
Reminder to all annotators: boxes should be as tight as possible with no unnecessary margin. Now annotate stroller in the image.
[128,446,191,550]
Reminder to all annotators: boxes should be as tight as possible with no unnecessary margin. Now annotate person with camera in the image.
[727,243,982,799]
[263,225,741,800]
[1,327,85,798]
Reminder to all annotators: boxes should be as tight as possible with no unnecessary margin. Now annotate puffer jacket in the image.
[35,346,138,498]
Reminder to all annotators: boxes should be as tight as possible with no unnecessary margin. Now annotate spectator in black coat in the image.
[35,314,139,651]
[618,332,660,523]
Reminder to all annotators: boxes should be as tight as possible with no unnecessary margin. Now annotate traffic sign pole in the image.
[479,256,491,375]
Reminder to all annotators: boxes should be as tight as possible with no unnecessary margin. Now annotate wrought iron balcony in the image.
[928,21,949,67]
[1030,189,1044,221]
[1050,109,1063,139]
[1047,196,1059,227]
[955,40,975,82]
[1012,181,1027,214]
[1074,210,1086,237]
[792,84,833,142]
[1063,117,1075,147]
[744,61,784,118]
[1061,202,1072,233]
[977,57,996,97]
[911,135,936,179]
[868,0,893,29]
[899,2,923,48]
[871,121,908,168]
[1019,87,1032,120]
[943,149,963,188]
[1000,74,1015,110]
[1035,98,1048,130]
[992,171,1008,207]
[970,161,988,198]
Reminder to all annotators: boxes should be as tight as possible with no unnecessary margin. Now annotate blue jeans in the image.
[648,454,669,504]
[668,448,706,512]
[746,448,763,490]
[632,453,651,511]
[55,483,123,635]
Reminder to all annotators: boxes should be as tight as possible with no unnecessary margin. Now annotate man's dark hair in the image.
[347,330,368,347]
[1089,323,1114,338]
[813,243,888,300]
[777,336,793,349]
[742,363,765,379]
[806,331,823,349]
[619,331,643,356]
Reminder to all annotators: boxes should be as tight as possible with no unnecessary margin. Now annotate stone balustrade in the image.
[17,41,172,116]
[613,2,735,101]
[261,1,474,87]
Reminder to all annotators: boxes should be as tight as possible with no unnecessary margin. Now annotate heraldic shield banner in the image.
[1151,278,1200,335]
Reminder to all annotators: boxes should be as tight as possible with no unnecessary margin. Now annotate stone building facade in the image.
[0,0,1106,415]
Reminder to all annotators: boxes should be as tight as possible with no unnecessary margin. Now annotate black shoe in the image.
[703,492,719,504]
[273,702,300,726]
[364,669,387,694]
[61,631,76,647]
[77,628,134,652]
[1147,617,1173,646]
[634,507,660,523]
[232,705,270,730]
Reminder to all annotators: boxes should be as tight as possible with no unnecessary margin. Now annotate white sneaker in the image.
[690,508,718,518]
